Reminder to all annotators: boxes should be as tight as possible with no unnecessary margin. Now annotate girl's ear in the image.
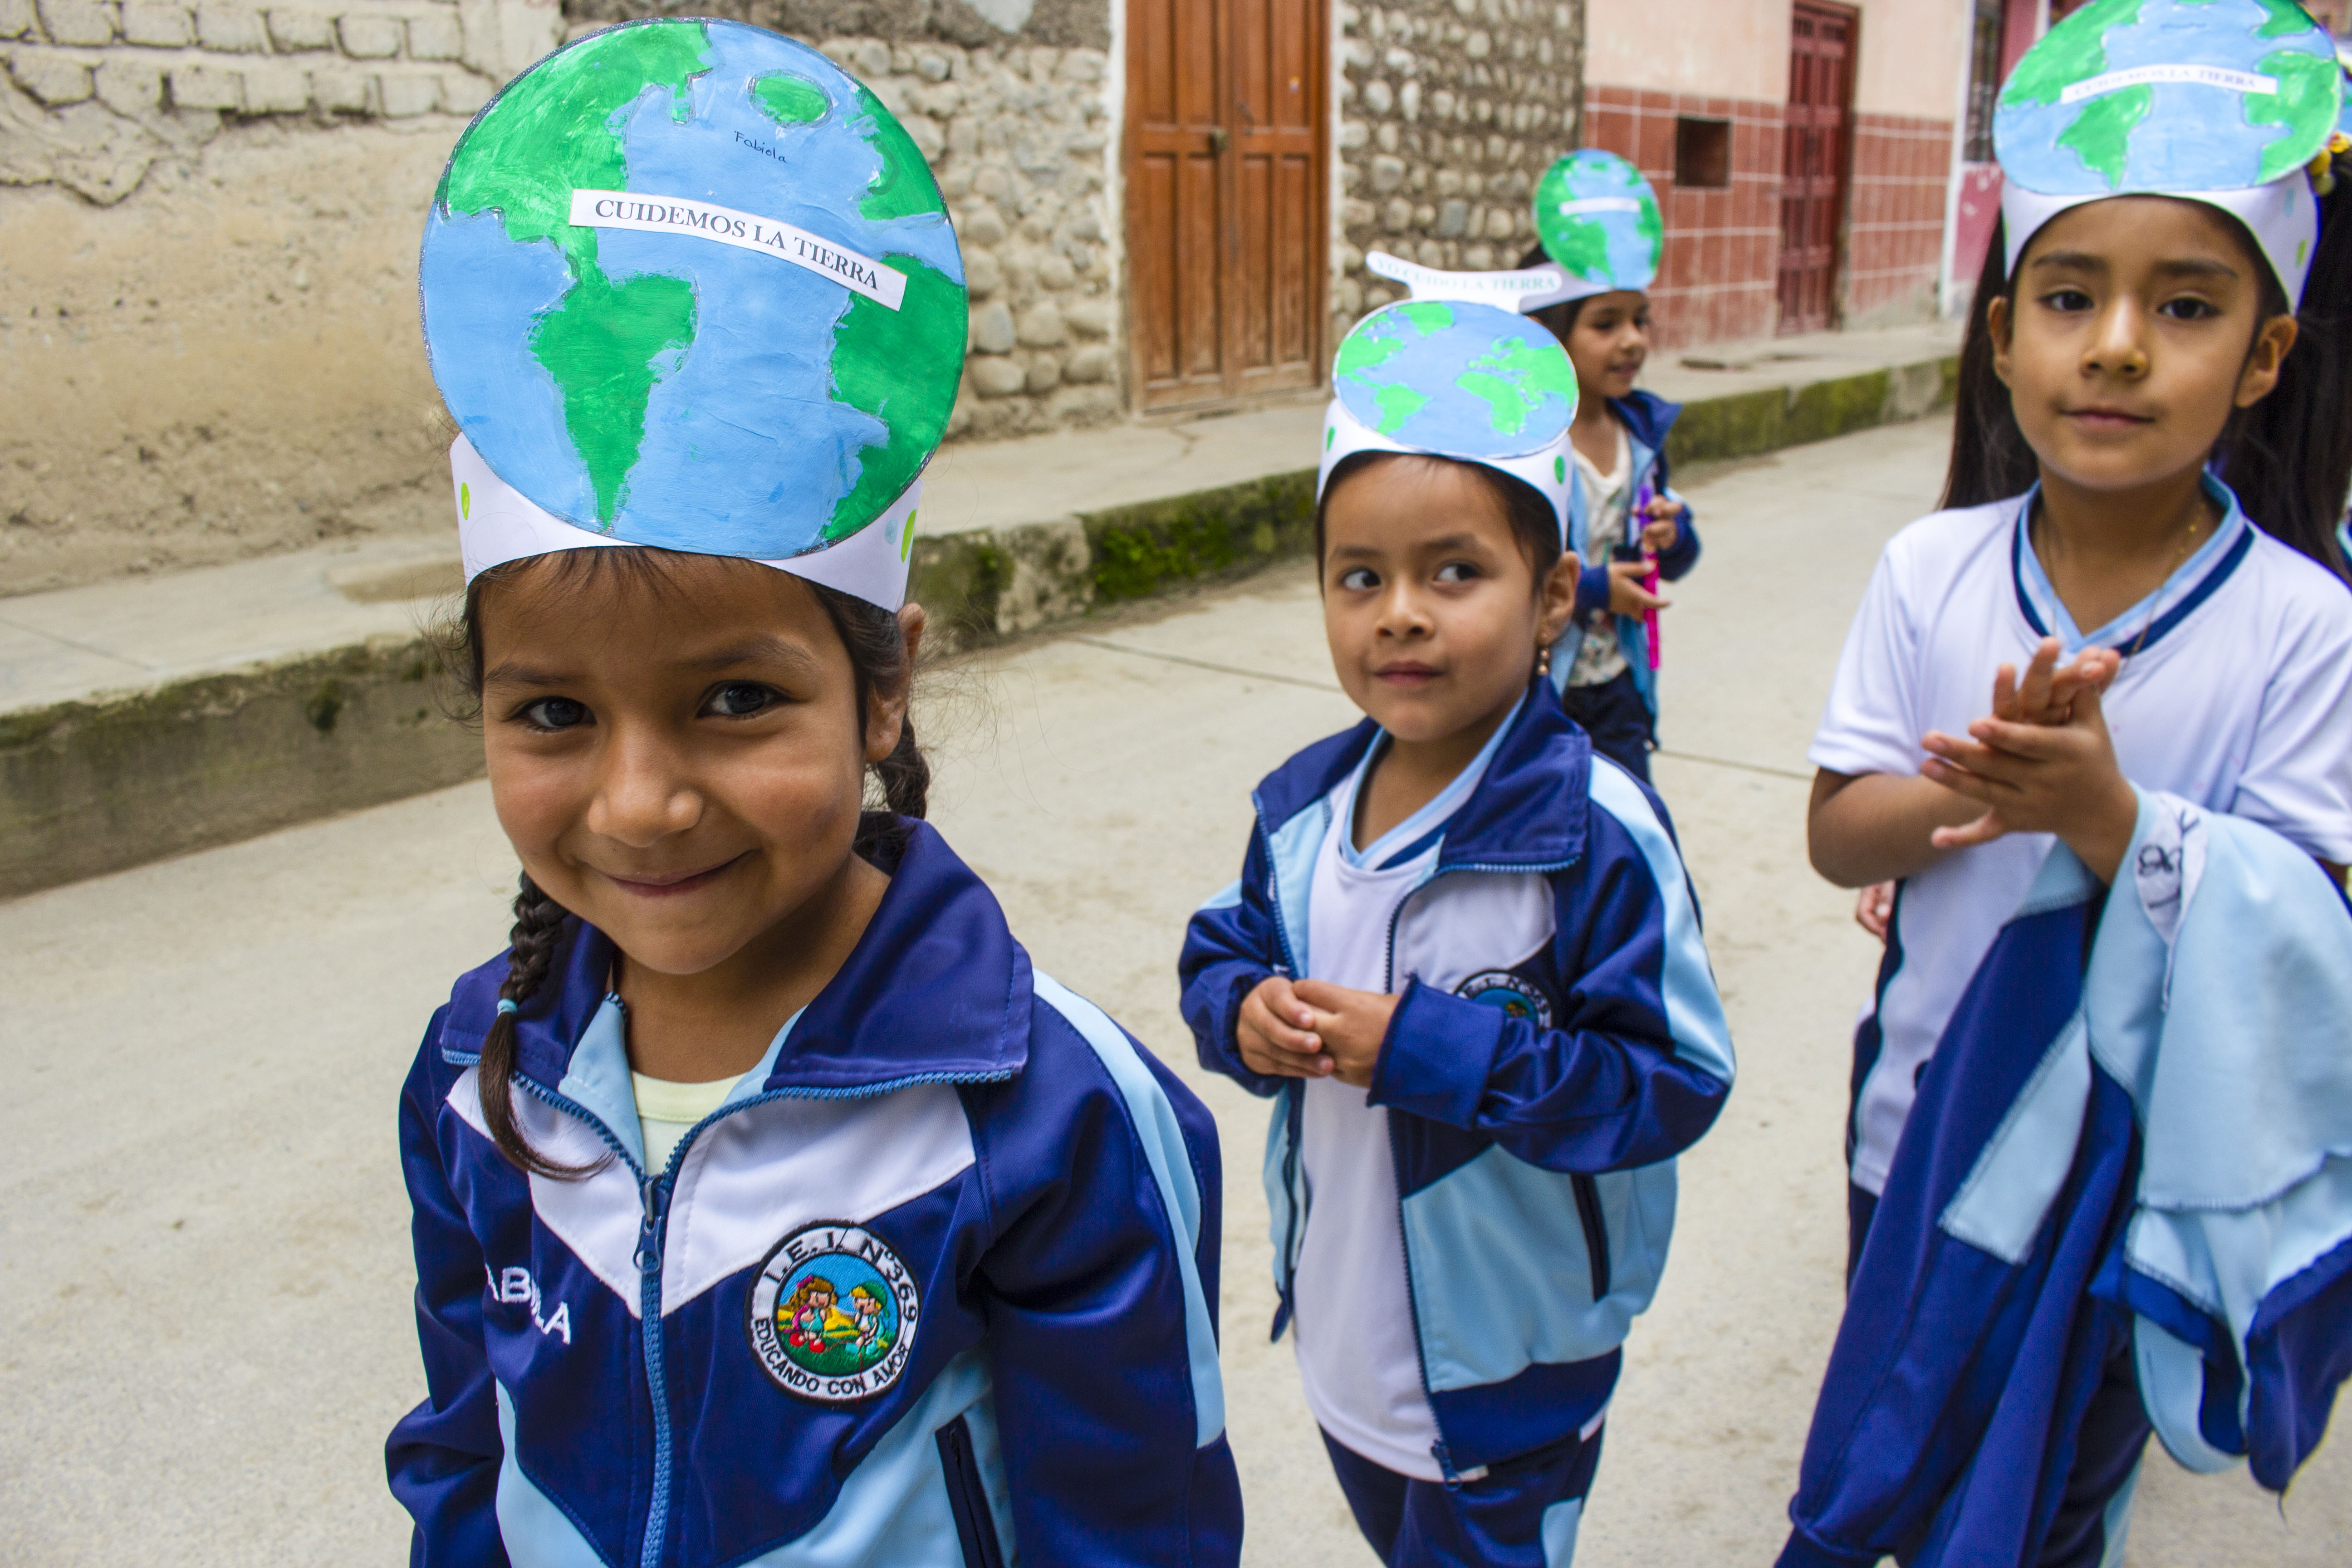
[862,603,926,765]
[2233,314,2301,409]
[1537,548,1580,652]
[1985,292,2017,390]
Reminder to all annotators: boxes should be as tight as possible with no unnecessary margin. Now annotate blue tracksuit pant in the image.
[1320,1425,1605,1568]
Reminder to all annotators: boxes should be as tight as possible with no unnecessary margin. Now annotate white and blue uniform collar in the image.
[1332,691,1527,873]
[2010,472,2254,657]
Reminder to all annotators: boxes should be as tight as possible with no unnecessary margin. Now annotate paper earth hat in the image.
[1318,300,1579,538]
[420,19,969,610]
[1992,0,2343,307]
[1357,149,1663,315]
[1532,149,1664,299]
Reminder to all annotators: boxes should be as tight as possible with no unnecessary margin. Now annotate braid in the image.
[808,581,931,857]
[477,872,600,1179]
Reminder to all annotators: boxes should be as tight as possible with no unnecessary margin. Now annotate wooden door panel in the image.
[1127,0,1324,408]
[1779,1,1854,334]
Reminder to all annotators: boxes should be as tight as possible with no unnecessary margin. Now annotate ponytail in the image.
[1943,195,2352,581]
[445,548,933,1178]
[475,872,598,1180]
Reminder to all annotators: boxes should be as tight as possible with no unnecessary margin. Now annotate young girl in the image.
[1519,150,1699,781]
[388,23,1240,1566]
[1787,5,2352,1564]
[1181,301,1735,1566]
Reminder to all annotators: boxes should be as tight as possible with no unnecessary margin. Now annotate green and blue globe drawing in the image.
[1995,0,2340,195]
[419,19,968,559]
[1333,301,1577,460]
[1532,149,1662,293]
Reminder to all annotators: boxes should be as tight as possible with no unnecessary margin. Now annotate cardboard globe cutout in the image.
[1318,300,1579,538]
[1993,0,2342,306]
[420,19,969,608]
[1361,147,1665,315]
[1532,149,1664,297]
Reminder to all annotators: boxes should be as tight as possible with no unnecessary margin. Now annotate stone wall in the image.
[1331,0,1583,334]
[0,0,1113,595]
[796,31,1119,442]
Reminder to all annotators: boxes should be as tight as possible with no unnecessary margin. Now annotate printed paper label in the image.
[2059,64,2275,105]
[567,190,906,309]
[1366,250,1574,310]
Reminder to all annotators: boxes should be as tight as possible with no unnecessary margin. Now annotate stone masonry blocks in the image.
[0,0,32,38]
[37,0,116,44]
[374,68,437,115]
[335,10,400,56]
[117,0,188,42]
[405,9,461,61]
[1332,2,1583,338]
[10,48,93,101]
[166,60,240,108]
[264,6,333,50]
[240,59,305,111]
[193,0,265,51]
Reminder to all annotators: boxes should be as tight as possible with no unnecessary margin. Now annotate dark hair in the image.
[1943,195,2352,581]
[1316,451,1564,591]
[450,548,927,1178]
[1519,242,1595,345]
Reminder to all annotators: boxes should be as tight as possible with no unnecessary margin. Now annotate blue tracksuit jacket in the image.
[1178,683,1736,1479]
[388,822,1242,1568]
[1556,390,1700,714]
[1782,791,2352,1566]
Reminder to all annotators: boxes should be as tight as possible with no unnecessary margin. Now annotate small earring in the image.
[1536,642,1553,676]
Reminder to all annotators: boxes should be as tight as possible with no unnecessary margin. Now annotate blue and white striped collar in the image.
[1334,691,1526,872]
[2010,474,2254,657]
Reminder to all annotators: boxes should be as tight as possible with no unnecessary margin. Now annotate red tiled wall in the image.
[1583,85,1783,349]
[1847,113,1955,320]
[1584,87,1955,344]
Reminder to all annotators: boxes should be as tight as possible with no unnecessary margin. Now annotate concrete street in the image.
[4,418,2343,1564]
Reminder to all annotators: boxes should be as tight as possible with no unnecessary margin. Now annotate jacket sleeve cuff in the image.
[1656,509,1700,580]
[1368,980,1505,1128]
[1575,561,1613,620]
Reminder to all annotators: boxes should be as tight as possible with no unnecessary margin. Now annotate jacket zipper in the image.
[1378,854,1583,1484]
[504,1023,1013,1568]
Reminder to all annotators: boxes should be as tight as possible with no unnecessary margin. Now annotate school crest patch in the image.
[746,1223,919,1403]
[1455,970,1553,1029]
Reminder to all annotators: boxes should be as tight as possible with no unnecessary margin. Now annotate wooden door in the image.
[1127,0,1327,411]
[1778,0,1855,334]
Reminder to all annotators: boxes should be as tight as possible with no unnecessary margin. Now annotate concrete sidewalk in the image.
[5,416,2341,1566]
[0,318,1957,897]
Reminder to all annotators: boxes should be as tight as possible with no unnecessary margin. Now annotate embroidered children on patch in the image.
[746,1223,921,1403]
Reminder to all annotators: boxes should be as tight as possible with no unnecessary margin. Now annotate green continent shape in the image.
[2256,0,2319,39]
[1468,332,1577,405]
[1544,214,1613,280]
[1634,196,1663,264]
[852,83,942,221]
[2058,83,2150,186]
[440,22,712,274]
[1455,371,1532,436]
[1372,382,1430,435]
[2250,48,2339,182]
[2001,0,2138,108]
[1396,300,1455,335]
[825,256,968,538]
[529,271,698,524]
[753,72,829,125]
[1335,324,1411,383]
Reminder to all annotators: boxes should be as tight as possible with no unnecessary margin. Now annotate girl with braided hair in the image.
[387,23,1239,1568]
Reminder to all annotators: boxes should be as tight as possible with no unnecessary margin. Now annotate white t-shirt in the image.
[633,1072,736,1172]
[1811,488,2352,1194]
[1292,722,1503,1479]
[1568,426,1634,688]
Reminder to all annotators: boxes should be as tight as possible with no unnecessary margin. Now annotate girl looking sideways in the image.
[1786,5,2352,1565]
[387,23,1239,1568]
